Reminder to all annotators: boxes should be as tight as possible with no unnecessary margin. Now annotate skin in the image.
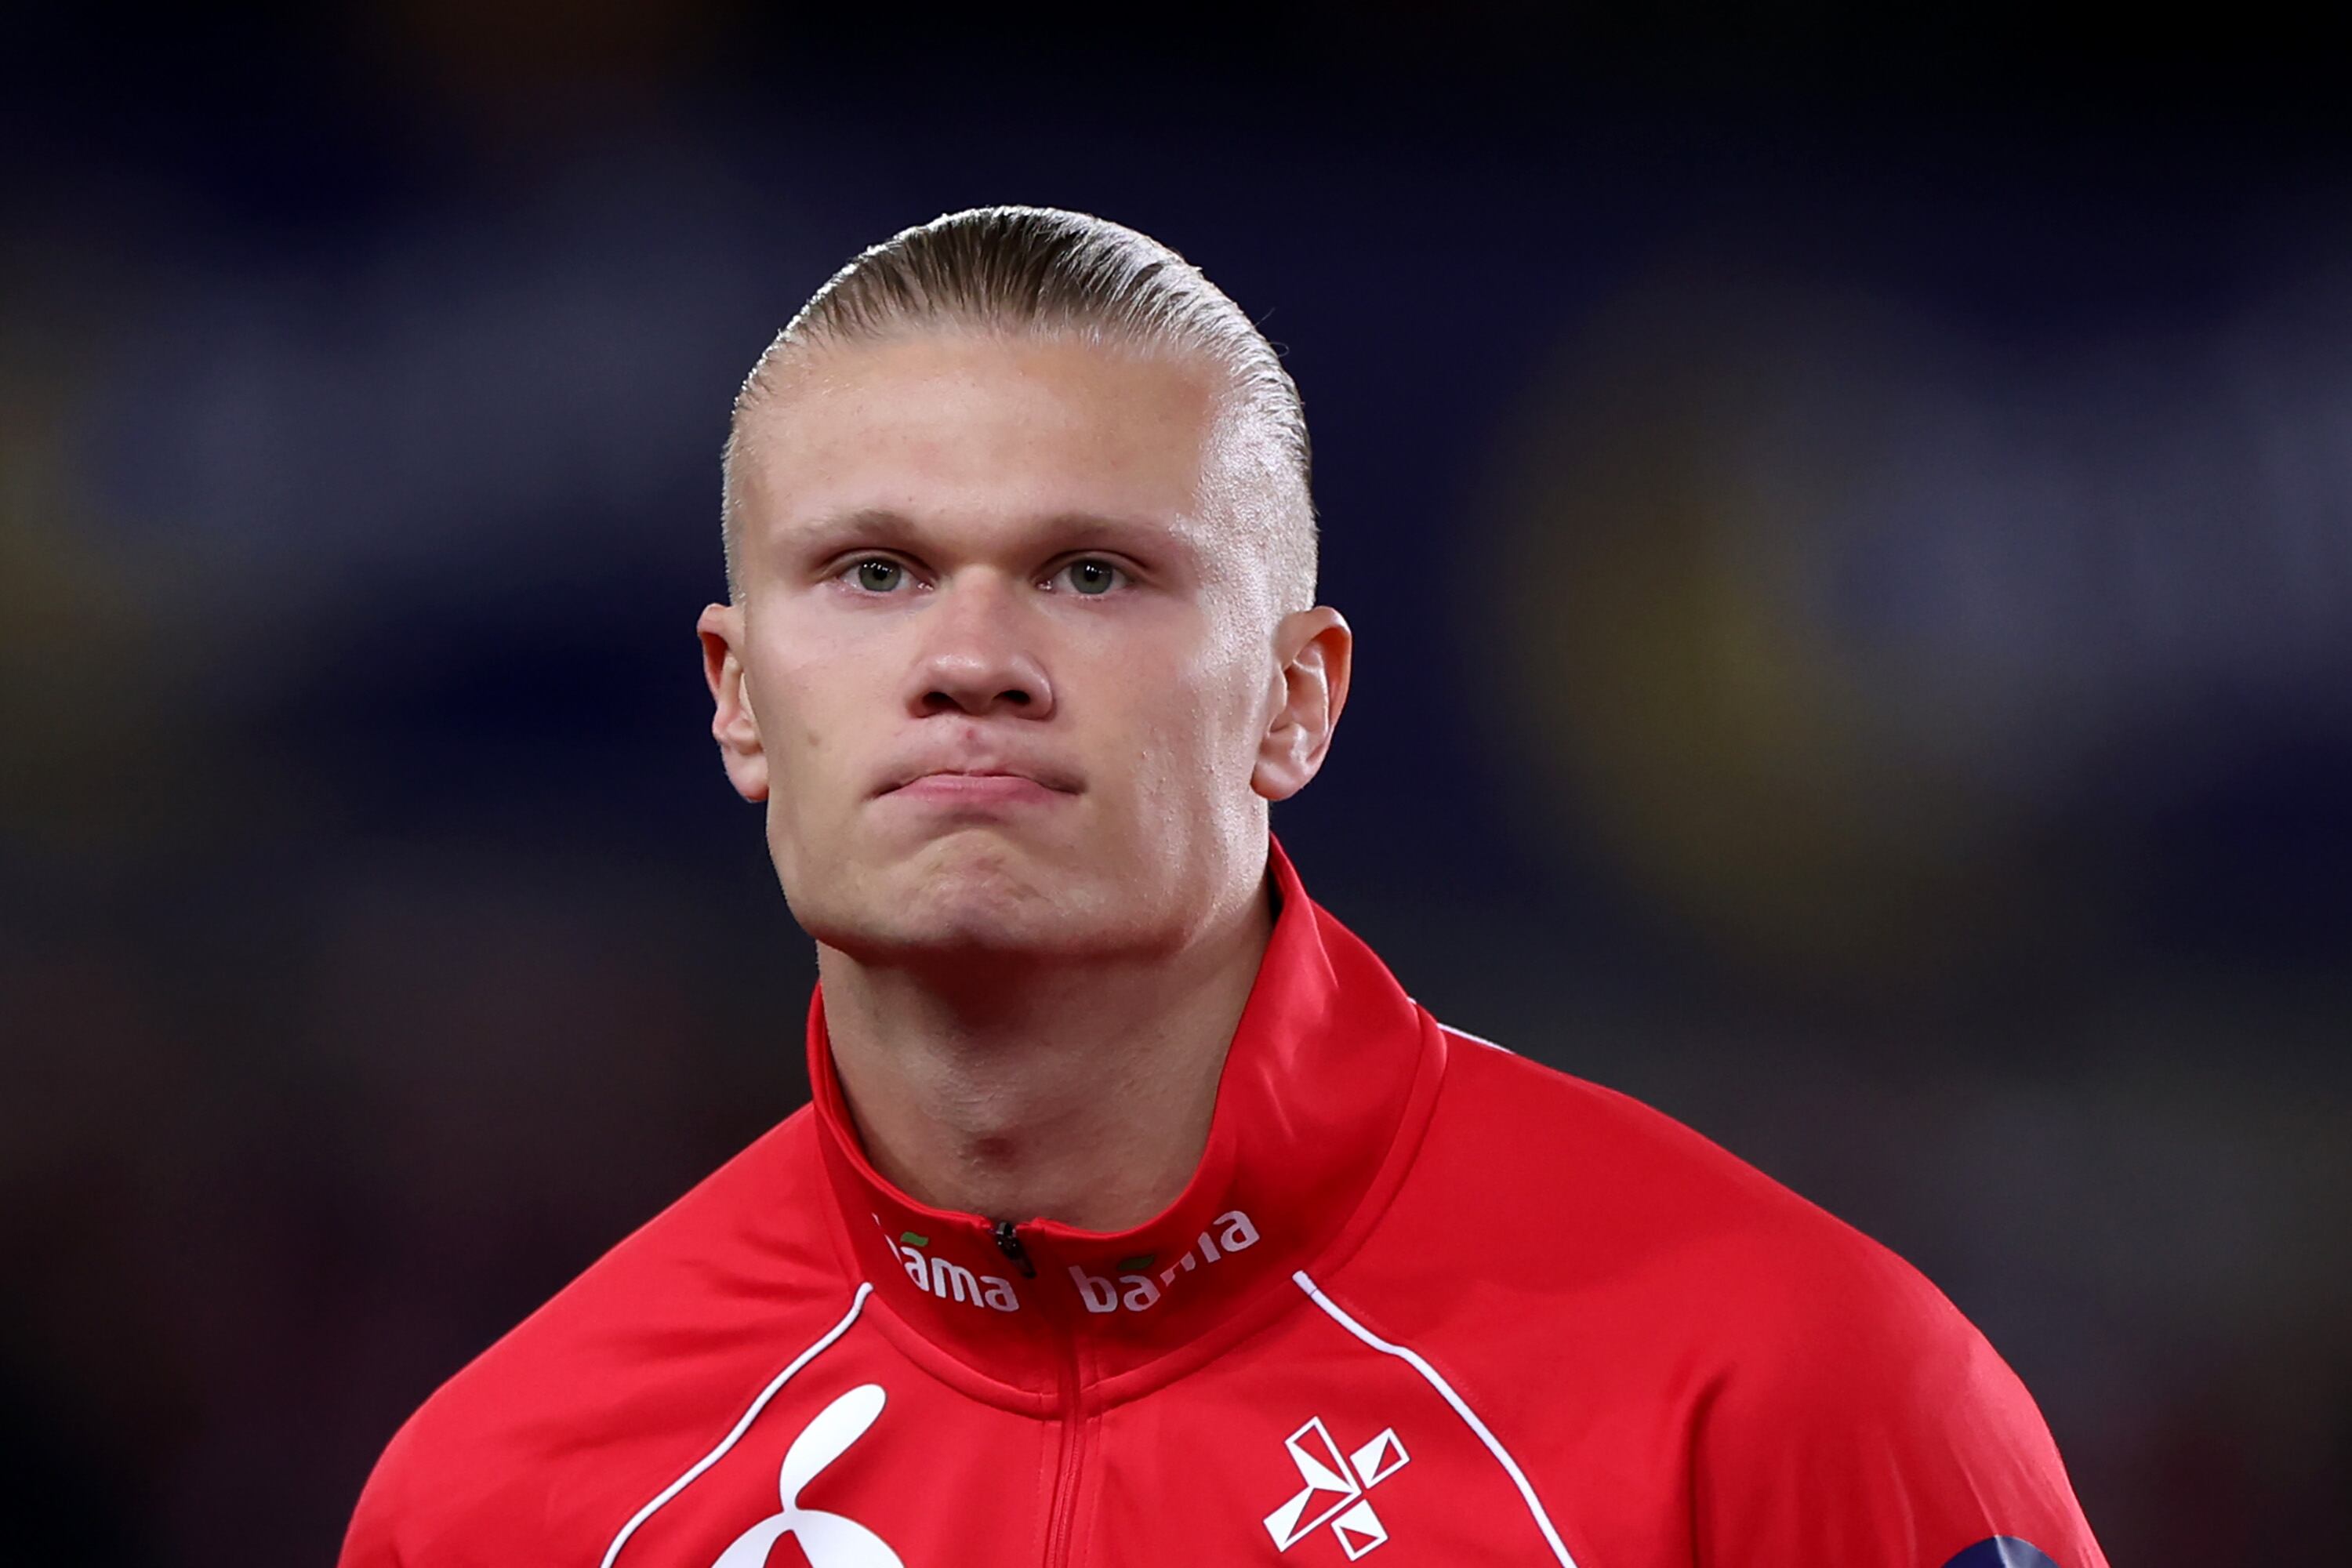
[699,329,1351,1231]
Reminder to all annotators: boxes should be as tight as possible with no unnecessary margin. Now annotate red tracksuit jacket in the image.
[340,842,2108,1568]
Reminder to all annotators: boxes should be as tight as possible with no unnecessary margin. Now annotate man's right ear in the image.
[698,603,770,803]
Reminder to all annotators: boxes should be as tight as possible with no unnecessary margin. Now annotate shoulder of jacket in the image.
[1425,1016,1815,1212]
[358,1109,842,1520]
[1411,1018,1972,1359]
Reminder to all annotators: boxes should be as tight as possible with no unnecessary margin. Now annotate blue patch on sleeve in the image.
[1941,1541,2062,1568]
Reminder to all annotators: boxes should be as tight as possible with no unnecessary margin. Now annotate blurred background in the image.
[5,5,2348,1563]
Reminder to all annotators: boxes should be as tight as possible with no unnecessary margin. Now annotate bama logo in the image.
[1067,1210,1260,1314]
[872,1216,1021,1313]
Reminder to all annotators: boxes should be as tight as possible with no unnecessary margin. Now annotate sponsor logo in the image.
[872,1217,1021,1312]
[1068,1210,1261,1314]
[710,1384,902,1568]
[1264,1415,1410,1560]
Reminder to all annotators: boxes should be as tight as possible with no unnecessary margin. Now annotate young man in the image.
[339,207,2107,1568]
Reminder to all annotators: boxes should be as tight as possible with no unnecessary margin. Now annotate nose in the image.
[906,574,1054,720]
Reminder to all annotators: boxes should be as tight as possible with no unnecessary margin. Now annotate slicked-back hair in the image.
[720,205,1316,611]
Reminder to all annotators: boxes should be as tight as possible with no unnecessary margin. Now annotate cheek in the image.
[751,641,868,806]
[1117,643,1268,797]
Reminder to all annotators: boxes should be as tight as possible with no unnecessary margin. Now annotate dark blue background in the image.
[5,8,2347,1563]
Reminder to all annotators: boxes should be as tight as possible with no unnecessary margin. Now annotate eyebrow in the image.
[782,506,1204,561]
[781,506,920,551]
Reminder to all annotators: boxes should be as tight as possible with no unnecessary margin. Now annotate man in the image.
[339,206,2107,1568]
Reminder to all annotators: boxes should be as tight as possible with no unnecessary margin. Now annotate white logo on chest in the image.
[1263,1416,1410,1560]
[710,1384,903,1568]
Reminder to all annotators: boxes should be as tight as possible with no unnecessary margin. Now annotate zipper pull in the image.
[992,1218,1038,1279]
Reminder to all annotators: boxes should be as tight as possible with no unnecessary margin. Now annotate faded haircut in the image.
[720,205,1316,611]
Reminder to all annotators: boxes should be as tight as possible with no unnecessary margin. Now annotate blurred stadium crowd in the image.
[4,7,2348,1563]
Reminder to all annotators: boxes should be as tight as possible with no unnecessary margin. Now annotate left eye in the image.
[1050,560,1126,596]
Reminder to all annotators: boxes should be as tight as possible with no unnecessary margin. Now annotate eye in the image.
[1048,558,1127,597]
[844,557,909,593]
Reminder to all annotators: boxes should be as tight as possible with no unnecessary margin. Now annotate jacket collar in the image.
[808,837,1438,1401]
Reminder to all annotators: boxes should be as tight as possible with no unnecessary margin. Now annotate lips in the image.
[873,760,1082,799]
[884,771,1075,809]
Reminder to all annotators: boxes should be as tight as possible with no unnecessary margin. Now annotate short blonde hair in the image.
[720,205,1316,609]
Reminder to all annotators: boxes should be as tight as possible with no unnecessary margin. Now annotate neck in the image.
[817,884,1275,1233]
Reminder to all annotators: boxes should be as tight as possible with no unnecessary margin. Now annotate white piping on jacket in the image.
[1436,1020,1519,1056]
[599,1281,873,1568]
[1292,1269,1581,1568]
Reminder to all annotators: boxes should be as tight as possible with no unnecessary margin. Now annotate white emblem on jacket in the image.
[710,1383,903,1568]
[1265,1416,1410,1559]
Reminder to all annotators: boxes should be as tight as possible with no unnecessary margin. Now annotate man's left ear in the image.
[1252,607,1353,802]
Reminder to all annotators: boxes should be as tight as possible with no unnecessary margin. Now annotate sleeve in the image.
[1690,1232,2109,1568]
[336,1417,417,1568]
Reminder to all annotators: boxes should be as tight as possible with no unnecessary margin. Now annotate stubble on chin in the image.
[793,829,1118,964]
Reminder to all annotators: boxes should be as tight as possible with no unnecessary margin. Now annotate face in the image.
[699,331,1349,966]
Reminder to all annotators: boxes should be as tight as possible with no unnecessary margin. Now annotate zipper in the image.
[1000,1220,1090,1567]
[1043,1328,1088,1567]
[993,1218,1038,1278]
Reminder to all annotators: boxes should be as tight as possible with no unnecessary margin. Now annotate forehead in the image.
[735,332,1237,546]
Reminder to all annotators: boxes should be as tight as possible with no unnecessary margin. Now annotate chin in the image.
[898,859,1064,942]
[793,831,1123,960]
[830,891,1126,967]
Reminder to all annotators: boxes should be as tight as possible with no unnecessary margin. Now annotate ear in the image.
[1252,606,1353,802]
[698,602,771,803]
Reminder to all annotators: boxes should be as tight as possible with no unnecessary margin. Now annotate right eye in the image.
[844,558,909,593]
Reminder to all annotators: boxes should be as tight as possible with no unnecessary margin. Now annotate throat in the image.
[847,1017,1228,1232]
[815,912,1269,1232]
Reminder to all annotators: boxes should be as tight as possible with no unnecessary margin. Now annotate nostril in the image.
[915,684,1040,714]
